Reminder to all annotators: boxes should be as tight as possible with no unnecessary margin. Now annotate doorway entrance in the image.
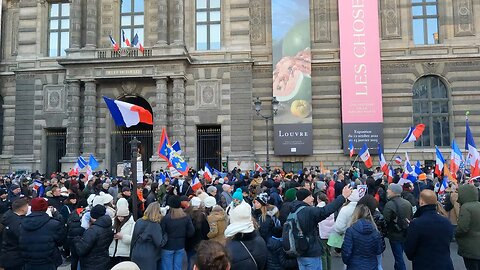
[197,126,221,170]
[46,129,66,175]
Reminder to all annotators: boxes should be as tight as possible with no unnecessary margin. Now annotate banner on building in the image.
[339,0,383,154]
[272,0,313,155]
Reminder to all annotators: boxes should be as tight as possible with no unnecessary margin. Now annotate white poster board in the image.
[137,161,143,184]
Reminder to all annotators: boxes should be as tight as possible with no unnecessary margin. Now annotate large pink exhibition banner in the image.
[339,0,383,154]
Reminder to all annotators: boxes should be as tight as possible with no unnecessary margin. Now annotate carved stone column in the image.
[157,0,168,45]
[171,77,186,147]
[66,80,81,157]
[69,0,82,49]
[82,80,97,155]
[172,0,184,45]
[153,77,168,154]
[85,0,98,48]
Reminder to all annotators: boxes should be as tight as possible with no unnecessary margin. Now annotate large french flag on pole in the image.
[402,124,425,143]
[377,143,388,173]
[450,139,462,179]
[465,117,480,177]
[103,96,153,128]
[203,163,213,181]
[349,139,354,158]
[435,146,445,177]
[359,143,373,168]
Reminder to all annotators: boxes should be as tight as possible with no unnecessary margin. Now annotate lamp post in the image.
[254,97,279,172]
[130,137,140,220]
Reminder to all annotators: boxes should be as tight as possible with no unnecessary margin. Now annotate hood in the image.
[457,185,479,205]
[22,212,51,231]
[351,219,375,235]
[1,209,20,226]
[209,210,226,222]
[290,200,309,213]
[93,214,113,228]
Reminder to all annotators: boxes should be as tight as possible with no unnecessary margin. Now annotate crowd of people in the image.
[0,165,479,270]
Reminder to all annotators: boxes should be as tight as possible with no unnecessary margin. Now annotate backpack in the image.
[282,206,308,256]
[392,199,410,232]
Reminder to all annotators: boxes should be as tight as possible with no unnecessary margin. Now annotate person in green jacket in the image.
[456,184,480,270]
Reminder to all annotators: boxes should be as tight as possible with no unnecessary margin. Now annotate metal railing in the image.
[97,48,152,59]
[110,130,153,173]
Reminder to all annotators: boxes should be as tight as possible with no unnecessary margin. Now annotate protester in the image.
[186,196,210,270]
[224,199,267,270]
[341,204,385,270]
[19,197,66,270]
[75,204,114,270]
[60,193,78,222]
[253,192,281,242]
[405,189,454,270]
[161,195,195,270]
[0,198,28,270]
[194,240,231,270]
[131,202,167,270]
[145,182,158,208]
[109,198,136,267]
[220,184,233,209]
[207,205,227,244]
[383,183,413,270]
[65,205,85,270]
[266,226,298,270]
[317,192,334,270]
[0,188,9,216]
[332,188,360,251]
[279,188,297,225]
[455,184,480,270]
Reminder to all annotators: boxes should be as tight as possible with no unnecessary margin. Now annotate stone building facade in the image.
[0,0,479,174]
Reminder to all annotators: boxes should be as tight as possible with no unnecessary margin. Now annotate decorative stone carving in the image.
[422,62,439,74]
[314,0,331,43]
[454,0,474,36]
[381,0,401,39]
[196,80,220,109]
[250,0,266,45]
[44,85,65,112]
[121,81,137,95]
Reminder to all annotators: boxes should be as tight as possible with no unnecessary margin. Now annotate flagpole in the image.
[348,153,360,173]
[388,141,403,166]
[461,111,471,183]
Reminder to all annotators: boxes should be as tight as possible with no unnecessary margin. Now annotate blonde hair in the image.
[349,204,377,230]
[142,202,162,223]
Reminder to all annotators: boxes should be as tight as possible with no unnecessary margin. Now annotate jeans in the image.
[464,257,480,270]
[186,249,196,270]
[297,256,323,270]
[161,248,185,270]
[389,240,406,270]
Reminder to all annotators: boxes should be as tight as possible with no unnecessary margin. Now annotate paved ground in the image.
[60,241,465,270]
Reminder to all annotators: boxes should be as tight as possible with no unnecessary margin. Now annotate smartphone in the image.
[350,182,356,189]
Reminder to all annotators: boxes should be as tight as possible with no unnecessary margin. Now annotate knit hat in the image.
[232,188,243,201]
[224,200,254,238]
[0,188,7,196]
[90,204,106,219]
[31,197,48,212]
[122,186,131,192]
[204,196,216,208]
[388,183,403,195]
[206,186,217,194]
[68,193,77,200]
[296,188,311,201]
[284,188,297,202]
[111,261,140,270]
[348,189,360,202]
[10,184,20,191]
[70,179,78,186]
[255,192,269,206]
[60,187,69,197]
[168,195,182,209]
[222,184,231,192]
[93,192,113,206]
[116,198,129,217]
[190,196,202,208]
[218,178,224,184]
[102,182,110,190]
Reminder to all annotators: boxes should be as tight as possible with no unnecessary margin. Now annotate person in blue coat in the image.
[405,189,454,270]
[342,204,385,270]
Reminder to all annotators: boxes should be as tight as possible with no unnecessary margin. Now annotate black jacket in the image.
[48,195,65,212]
[74,215,114,270]
[0,198,9,216]
[279,201,293,225]
[405,204,454,270]
[226,231,267,270]
[186,211,210,252]
[0,210,24,268]
[266,236,298,270]
[161,213,194,250]
[66,209,85,257]
[290,195,346,257]
[18,211,65,267]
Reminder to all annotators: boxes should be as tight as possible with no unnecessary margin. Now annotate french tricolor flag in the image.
[378,143,388,173]
[402,124,425,143]
[109,35,119,52]
[438,176,448,194]
[191,174,202,191]
[203,163,213,181]
[450,139,462,179]
[103,96,153,128]
[465,118,480,177]
[349,139,354,158]
[359,143,373,168]
[394,156,402,164]
[255,162,265,173]
[435,146,445,177]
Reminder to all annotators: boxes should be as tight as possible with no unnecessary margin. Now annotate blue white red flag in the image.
[191,174,202,192]
[465,118,480,177]
[402,124,425,143]
[213,168,222,176]
[349,140,354,158]
[402,153,417,183]
[76,156,87,170]
[450,139,462,179]
[387,166,394,184]
[203,163,213,181]
[33,180,45,197]
[435,146,445,177]
[103,96,153,128]
[122,30,130,47]
[378,143,388,174]
[359,143,373,168]
[255,163,265,173]
[109,35,119,51]
[414,161,422,177]
[439,176,448,194]
[394,156,402,164]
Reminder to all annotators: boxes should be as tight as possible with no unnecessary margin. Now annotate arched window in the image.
[412,76,450,147]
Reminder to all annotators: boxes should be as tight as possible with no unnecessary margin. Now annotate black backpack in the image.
[282,206,308,256]
[392,199,410,232]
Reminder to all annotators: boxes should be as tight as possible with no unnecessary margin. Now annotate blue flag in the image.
[172,141,182,154]
[158,172,166,184]
[131,33,139,46]
[77,156,87,169]
[88,154,99,170]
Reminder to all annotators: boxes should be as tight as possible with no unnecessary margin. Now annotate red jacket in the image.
[327,181,335,202]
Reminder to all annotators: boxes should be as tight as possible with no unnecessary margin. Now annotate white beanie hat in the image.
[116,198,129,217]
[348,189,360,202]
[93,192,114,206]
[111,261,140,270]
[224,200,254,238]
[190,197,202,208]
[204,196,216,208]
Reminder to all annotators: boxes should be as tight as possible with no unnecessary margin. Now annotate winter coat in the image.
[109,215,135,258]
[289,195,346,257]
[0,198,9,216]
[186,210,210,252]
[48,195,65,211]
[405,204,454,270]
[333,202,357,235]
[254,206,281,242]
[373,210,388,238]
[19,211,65,267]
[269,187,283,209]
[279,200,293,225]
[318,202,335,239]
[401,190,417,207]
[0,210,24,268]
[455,185,480,260]
[383,195,413,241]
[130,218,167,270]
[207,208,227,244]
[444,191,460,225]
[334,180,346,198]
[145,191,157,209]
[66,209,85,258]
[75,215,114,270]
[226,230,267,270]
[161,213,195,250]
[327,181,335,202]
[220,191,233,209]
[60,203,76,223]
[341,219,385,270]
[266,236,298,270]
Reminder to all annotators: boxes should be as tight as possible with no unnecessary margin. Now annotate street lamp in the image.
[253,96,279,172]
